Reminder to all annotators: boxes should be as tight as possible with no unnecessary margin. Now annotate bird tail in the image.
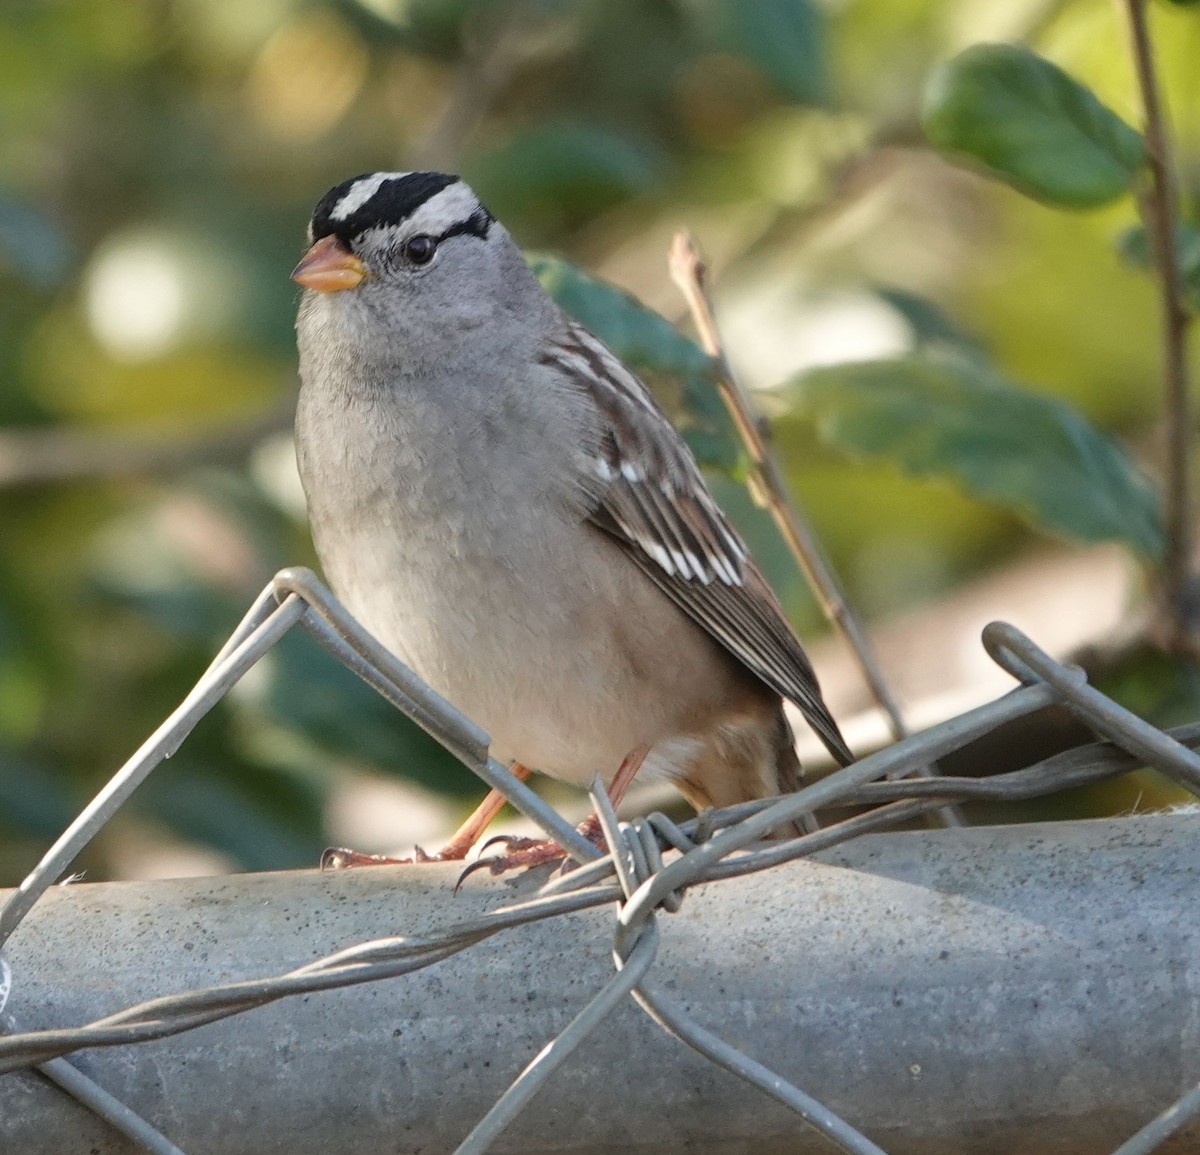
[773,707,825,840]
[773,707,804,796]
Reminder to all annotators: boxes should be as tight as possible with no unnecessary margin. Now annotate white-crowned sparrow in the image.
[292,171,851,862]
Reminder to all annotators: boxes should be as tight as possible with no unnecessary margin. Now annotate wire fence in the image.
[2,565,1200,1154]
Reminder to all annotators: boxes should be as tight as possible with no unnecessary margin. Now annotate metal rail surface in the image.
[0,568,1198,1155]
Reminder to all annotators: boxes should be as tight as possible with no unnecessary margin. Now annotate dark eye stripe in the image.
[436,206,493,244]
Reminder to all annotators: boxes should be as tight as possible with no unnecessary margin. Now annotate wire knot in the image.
[587,777,685,916]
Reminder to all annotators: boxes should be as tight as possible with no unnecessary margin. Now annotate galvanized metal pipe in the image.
[2,814,1198,1155]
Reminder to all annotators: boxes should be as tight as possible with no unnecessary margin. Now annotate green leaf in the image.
[530,253,746,474]
[875,287,986,359]
[697,0,827,106]
[922,43,1144,209]
[1116,222,1200,313]
[779,356,1163,556]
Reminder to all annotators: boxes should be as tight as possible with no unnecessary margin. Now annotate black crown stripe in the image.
[310,171,460,243]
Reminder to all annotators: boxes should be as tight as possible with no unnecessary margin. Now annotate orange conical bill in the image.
[291,235,366,292]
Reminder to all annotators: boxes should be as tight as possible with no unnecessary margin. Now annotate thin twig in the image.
[1120,0,1195,651]
[668,232,965,826]
[0,407,290,487]
[407,2,545,171]
[668,232,897,725]
[714,144,909,293]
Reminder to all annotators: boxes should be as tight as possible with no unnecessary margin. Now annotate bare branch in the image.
[1120,0,1195,651]
[668,233,965,826]
[0,407,291,488]
[407,2,558,172]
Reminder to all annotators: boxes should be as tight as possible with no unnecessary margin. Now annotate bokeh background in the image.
[2,0,1198,885]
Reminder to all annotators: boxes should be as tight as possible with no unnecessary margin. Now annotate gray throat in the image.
[293,294,600,613]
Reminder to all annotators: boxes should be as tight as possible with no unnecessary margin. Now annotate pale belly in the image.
[317,518,743,789]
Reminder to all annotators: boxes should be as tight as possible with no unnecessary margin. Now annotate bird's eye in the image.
[403,235,437,265]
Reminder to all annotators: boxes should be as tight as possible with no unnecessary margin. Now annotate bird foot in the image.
[454,837,569,886]
[323,809,611,881]
[455,816,608,886]
[320,841,470,870]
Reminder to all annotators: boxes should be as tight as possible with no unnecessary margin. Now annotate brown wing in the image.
[541,321,853,767]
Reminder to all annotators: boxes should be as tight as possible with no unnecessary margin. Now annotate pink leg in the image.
[573,743,650,845]
[461,744,652,878]
[321,764,533,870]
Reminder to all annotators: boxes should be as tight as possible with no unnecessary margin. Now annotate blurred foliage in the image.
[530,252,747,472]
[1117,220,1200,313]
[783,355,1164,557]
[922,43,1144,208]
[1,0,1200,884]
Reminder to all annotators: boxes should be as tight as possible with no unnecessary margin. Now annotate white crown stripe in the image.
[329,174,485,237]
[330,173,405,221]
[405,183,484,237]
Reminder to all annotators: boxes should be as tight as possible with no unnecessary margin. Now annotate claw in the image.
[453,857,500,892]
[321,843,461,870]
[477,833,545,855]
[321,846,414,870]
[453,839,572,892]
[455,817,613,888]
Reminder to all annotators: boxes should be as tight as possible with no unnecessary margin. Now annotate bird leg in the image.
[321,764,533,869]
[458,745,651,880]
